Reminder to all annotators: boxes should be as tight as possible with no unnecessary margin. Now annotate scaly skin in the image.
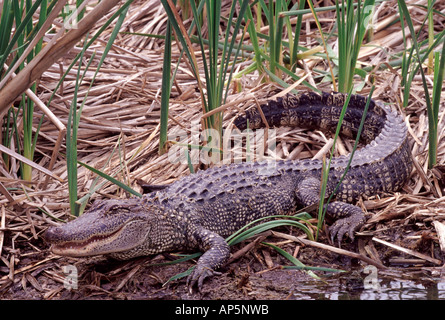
[44,92,412,291]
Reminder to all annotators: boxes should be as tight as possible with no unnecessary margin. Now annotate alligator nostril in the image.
[44,226,63,242]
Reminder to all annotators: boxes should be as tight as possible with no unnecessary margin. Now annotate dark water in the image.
[355,279,445,300]
[288,268,445,300]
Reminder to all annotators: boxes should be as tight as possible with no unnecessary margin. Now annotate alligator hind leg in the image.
[296,176,366,244]
[325,202,366,244]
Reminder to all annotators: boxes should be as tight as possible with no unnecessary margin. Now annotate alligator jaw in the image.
[48,226,125,257]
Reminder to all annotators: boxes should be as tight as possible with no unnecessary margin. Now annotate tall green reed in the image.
[335,0,375,93]
[398,0,444,168]
[0,0,50,181]
[241,0,316,91]
[64,3,133,215]
[159,0,249,159]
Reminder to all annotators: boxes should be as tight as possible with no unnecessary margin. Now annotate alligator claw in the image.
[186,265,221,293]
[329,213,366,245]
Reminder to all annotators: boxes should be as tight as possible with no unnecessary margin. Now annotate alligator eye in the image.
[109,204,121,211]
[108,204,129,214]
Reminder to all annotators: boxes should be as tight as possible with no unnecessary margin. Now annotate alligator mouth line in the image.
[50,226,124,257]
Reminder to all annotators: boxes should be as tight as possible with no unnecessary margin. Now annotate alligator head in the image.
[44,198,158,259]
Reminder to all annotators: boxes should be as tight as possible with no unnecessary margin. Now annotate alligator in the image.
[44,92,412,291]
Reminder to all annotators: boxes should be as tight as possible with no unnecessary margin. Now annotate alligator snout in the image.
[44,226,65,243]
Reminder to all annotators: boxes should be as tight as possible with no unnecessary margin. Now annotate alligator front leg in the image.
[296,176,366,244]
[186,227,230,292]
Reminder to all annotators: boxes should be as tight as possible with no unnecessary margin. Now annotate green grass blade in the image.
[163,267,195,286]
[316,89,353,238]
[73,6,132,194]
[335,0,375,93]
[268,0,276,75]
[226,214,314,246]
[78,161,142,198]
[307,0,337,91]
[398,0,439,168]
[239,0,263,73]
[219,0,250,105]
[66,38,92,216]
[159,21,172,154]
[262,242,322,280]
[263,66,300,94]
[290,0,306,70]
[160,0,202,85]
[429,44,445,168]
[0,1,14,58]
[76,138,122,212]
[0,0,45,81]
[188,0,211,105]
[160,0,210,134]
[66,5,131,215]
[160,253,202,286]
[427,0,435,73]
[318,87,375,239]
[228,219,313,246]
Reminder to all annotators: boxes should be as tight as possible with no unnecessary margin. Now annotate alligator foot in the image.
[295,177,367,245]
[186,227,230,292]
[187,266,222,293]
[328,211,366,245]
